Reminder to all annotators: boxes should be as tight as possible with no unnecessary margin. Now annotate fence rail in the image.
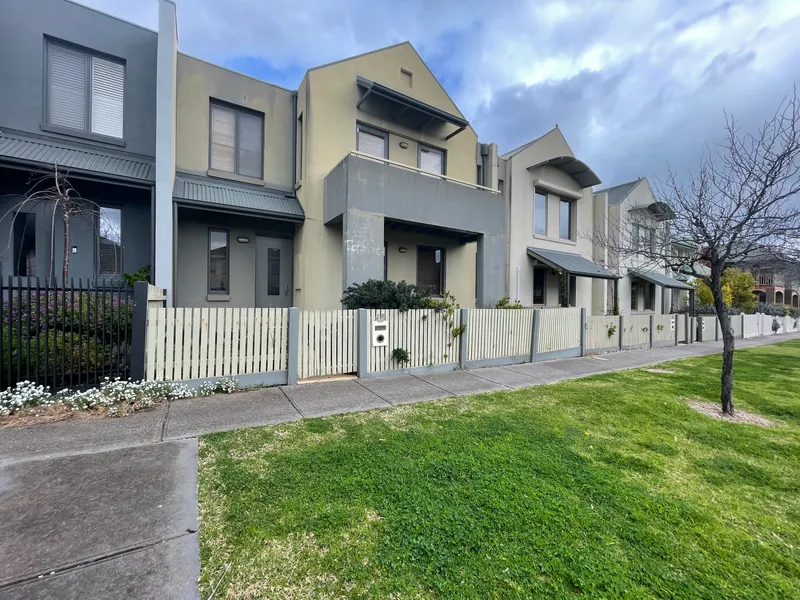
[538,308,581,353]
[1,275,133,391]
[623,315,651,347]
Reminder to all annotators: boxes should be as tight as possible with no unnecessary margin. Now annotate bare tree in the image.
[593,89,800,415]
[1,165,120,281]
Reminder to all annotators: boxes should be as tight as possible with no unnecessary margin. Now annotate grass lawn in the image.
[198,341,800,599]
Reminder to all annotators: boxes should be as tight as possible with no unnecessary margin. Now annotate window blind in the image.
[49,44,86,131]
[210,105,236,172]
[91,58,124,138]
[419,147,443,174]
[357,128,385,158]
[237,111,263,178]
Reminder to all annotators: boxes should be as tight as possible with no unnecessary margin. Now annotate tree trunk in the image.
[710,263,735,415]
[62,213,70,282]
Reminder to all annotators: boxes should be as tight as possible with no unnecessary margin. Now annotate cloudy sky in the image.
[84,0,799,187]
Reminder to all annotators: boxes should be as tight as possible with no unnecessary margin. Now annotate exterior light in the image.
[398,247,408,253]
[237,237,250,243]
[399,141,409,149]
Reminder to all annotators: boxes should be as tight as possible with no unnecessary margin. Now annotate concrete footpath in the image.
[0,332,797,599]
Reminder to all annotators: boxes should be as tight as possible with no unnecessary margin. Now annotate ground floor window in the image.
[417,246,444,296]
[208,229,229,294]
[533,267,546,304]
[12,213,36,276]
[97,206,122,277]
[631,280,639,311]
[568,274,577,307]
[644,282,656,311]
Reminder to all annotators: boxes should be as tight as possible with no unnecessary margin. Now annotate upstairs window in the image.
[559,199,573,240]
[356,124,387,159]
[534,189,547,236]
[210,102,264,179]
[419,145,444,175]
[47,41,125,139]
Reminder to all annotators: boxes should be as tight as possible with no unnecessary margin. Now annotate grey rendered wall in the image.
[0,0,157,158]
[175,208,295,307]
[0,169,151,281]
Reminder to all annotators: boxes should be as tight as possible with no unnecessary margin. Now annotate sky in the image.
[82,0,800,187]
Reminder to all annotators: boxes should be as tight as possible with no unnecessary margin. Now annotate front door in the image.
[256,236,293,308]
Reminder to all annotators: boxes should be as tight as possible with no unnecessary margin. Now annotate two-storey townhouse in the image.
[593,177,693,315]
[0,0,157,284]
[153,0,506,309]
[500,127,615,313]
[735,253,800,307]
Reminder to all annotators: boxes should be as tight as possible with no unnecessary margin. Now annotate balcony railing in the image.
[758,275,774,286]
[349,150,500,194]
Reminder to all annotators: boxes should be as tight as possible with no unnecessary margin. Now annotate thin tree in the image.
[593,89,800,415]
[1,165,120,280]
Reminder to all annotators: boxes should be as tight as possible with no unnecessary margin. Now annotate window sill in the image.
[40,123,126,147]
[207,169,265,187]
[207,294,230,302]
[532,234,577,246]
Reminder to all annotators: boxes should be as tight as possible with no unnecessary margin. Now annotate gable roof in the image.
[595,179,643,205]
[501,127,563,160]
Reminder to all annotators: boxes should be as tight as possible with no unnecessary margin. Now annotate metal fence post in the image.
[580,308,587,356]
[357,309,368,378]
[649,314,655,348]
[287,307,300,385]
[530,309,541,361]
[459,308,469,369]
[619,315,625,350]
[130,281,150,381]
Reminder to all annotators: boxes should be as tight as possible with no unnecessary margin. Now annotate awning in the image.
[527,247,617,279]
[529,156,601,188]
[0,129,154,182]
[356,76,469,140]
[632,270,694,291]
[173,173,305,222]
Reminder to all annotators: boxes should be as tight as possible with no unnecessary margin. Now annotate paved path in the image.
[0,333,797,599]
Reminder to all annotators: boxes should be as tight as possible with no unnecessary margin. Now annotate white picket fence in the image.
[586,316,620,351]
[624,315,651,347]
[368,309,460,373]
[146,307,288,381]
[467,309,535,361]
[298,310,358,379]
[538,308,581,353]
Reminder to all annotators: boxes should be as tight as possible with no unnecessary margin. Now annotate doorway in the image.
[256,236,293,308]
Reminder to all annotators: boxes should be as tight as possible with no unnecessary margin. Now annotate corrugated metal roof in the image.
[173,173,305,221]
[0,130,154,181]
[527,247,618,279]
[632,270,694,291]
[595,179,641,205]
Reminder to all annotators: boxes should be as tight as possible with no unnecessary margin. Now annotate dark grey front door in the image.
[256,236,293,308]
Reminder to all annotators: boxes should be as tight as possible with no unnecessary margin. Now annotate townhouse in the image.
[0,0,690,315]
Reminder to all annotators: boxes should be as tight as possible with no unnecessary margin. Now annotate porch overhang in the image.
[173,173,304,222]
[528,156,601,188]
[527,247,617,280]
[356,76,469,140]
[632,270,693,290]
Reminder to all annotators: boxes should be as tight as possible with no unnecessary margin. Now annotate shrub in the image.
[391,348,410,364]
[341,279,429,310]
[123,265,151,287]
[495,297,525,309]
[754,302,787,317]
[722,268,757,314]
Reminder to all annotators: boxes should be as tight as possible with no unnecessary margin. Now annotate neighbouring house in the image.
[735,254,800,307]
[500,127,615,313]
[0,0,156,283]
[593,177,692,315]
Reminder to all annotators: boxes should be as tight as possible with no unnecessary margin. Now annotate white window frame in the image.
[45,39,125,141]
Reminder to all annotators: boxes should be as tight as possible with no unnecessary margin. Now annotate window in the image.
[559,199,573,240]
[643,227,654,254]
[417,246,444,296]
[12,213,36,277]
[267,248,280,295]
[534,189,547,236]
[419,145,444,175]
[208,229,229,294]
[644,282,655,311]
[210,102,264,178]
[98,207,122,277]
[568,275,577,307]
[533,268,546,304]
[47,41,125,139]
[296,113,303,180]
[356,124,387,158]
[631,224,640,251]
[631,280,639,312]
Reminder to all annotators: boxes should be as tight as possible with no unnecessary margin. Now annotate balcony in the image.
[323,152,506,305]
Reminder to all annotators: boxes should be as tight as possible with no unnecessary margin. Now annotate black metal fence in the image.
[1,271,134,391]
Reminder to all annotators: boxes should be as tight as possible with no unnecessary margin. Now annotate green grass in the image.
[198,341,800,599]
